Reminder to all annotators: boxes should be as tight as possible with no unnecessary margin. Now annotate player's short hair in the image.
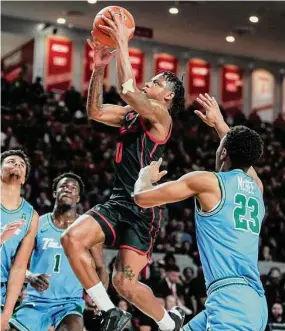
[224,126,264,169]
[162,71,185,115]
[52,172,85,196]
[0,149,30,179]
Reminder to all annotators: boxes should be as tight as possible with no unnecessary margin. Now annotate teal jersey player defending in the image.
[1,150,39,331]
[133,94,268,331]
[9,173,108,331]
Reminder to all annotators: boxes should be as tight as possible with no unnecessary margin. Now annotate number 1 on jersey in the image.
[53,254,61,273]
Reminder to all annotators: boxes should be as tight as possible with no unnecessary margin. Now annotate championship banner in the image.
[154,53,178,75]
[251,69,275,122]
[221,64,243,111]
[45,36,73,93]
[1,39,34,83]
[83,42,109,96]
[187,58,210,100]
[129,48,144,87]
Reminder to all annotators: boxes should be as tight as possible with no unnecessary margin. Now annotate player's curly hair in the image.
[162,71,185,116]
[224,126,264,169]
[52,172,85,196]
[1,149,30,180]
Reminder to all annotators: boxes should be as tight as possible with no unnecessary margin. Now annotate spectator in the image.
[269,303,285,324]
[158,264,185,299]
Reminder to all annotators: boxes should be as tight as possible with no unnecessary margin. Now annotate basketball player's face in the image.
[142,74,173,102]
[56,178,80,206]
[1,155,26,184]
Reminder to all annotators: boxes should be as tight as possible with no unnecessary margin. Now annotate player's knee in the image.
[112,272,136,301]
[61,227,81,251]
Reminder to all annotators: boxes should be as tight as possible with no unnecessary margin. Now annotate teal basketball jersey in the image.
[26,213,83,302]
[1,199,34,284]
[195,169,265,295]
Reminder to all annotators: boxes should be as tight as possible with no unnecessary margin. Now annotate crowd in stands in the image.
[1,74,285,330]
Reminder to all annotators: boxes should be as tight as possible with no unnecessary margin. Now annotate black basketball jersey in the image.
[110,110,172,200]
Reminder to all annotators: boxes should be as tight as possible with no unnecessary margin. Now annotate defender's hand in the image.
[195,93,225,128]
[28,274,51,292]
[140,158,167,184]
[100,8,133,46]
[87,33,116,69]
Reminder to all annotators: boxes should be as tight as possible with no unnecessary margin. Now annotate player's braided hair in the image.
[1,149,30,180]
[224,126,264,169]
[162,71,185,115]
[52,172,85,196]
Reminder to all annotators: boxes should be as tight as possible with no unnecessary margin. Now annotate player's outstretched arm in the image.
[195,93,263,193]
[101,9,170,125]
[86,35,130,127]
[1,211,39,329]
[133,159,214,208]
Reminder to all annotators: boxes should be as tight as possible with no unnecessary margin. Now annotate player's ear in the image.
[221,148,227,161]
[53,191,56,198]
[165,91,174,101]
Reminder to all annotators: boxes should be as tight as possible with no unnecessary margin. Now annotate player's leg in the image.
[61,204,131,330]
[61,210,116,312]
[112,248,184,331]
[9,301,51,331]
[60,213,105,289]
[55,315,84,331]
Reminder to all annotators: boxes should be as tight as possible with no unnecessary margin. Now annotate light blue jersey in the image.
[183,170,268,331]
[27,213,83,302]
[1,200,34,301]
[195,169,265,295]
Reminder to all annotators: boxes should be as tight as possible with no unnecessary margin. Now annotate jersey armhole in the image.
[194,173,226,217]
[24,205,34,236]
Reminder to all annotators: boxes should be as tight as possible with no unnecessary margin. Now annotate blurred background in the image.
[1,1,285,330]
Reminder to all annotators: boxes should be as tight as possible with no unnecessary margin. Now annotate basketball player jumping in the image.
[134,94,268,331]
[10,172,107,331]
[1,150,39,331]
[61,8,185,331]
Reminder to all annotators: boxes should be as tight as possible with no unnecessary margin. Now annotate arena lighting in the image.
[57,18,66,24]
[249,16,259,23]
[226,35,235,43]
[169,7,179,14]
[87,0,97,4]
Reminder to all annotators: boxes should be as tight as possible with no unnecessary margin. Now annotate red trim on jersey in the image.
[140,133,146,168]
[120,245,147,256]
[115,142,123,163]
[139,117,173,144]
[90,209,116,246]
[153,208,163,243]
[150,143,158,158]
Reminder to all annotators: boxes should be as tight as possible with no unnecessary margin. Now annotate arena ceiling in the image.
[2,1,285,64]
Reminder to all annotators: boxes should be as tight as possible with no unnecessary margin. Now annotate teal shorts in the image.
[9,298,85,331]
[183,277,268,331]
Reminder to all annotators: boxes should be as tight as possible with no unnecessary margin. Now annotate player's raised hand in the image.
[195,93,224,128]
[100,8,134,45]
[28,274,51,292]
[87,32,116,69]
[0,220,25,244]
[140,158,168,184]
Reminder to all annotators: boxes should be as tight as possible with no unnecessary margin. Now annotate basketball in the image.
[93,6,135,47]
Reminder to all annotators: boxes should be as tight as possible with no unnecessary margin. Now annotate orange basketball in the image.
[93,6,135,47]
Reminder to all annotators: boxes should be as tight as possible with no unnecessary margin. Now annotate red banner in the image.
[154,53,178,75]
[1,39,34,83]
[129,48,144,87]
[221,64,243,110]
[45,36,73,93]
[83,42,109,96]
[187,58,210,101]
